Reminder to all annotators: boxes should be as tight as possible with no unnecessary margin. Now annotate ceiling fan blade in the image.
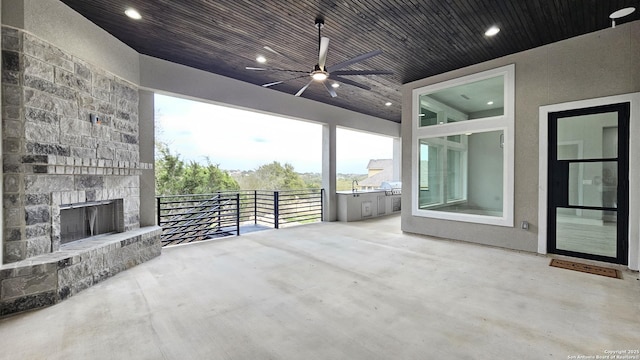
[329,75,371,90]
[331,70,393,76]
[323,81,337,97]
[262,74,309,88]
[246,67,308,73]
[263,45,300,63]
[318,37,330,70]
[327,49,383,72]
[262,81,283,87]
[295,79,314,97]
[263,46,282,56]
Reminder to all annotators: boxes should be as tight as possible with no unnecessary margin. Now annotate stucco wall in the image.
[138,90,155,227]
[401,20,640,253]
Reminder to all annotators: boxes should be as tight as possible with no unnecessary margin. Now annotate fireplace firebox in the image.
[59,199,124,244]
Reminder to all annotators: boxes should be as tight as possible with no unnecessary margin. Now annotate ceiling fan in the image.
[246,18,393,98]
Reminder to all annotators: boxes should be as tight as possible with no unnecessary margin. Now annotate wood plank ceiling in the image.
[59,0,639,123]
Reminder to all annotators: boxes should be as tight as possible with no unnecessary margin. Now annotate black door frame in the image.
[547,102,630,264]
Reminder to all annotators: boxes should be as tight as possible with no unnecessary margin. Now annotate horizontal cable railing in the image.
[156,189,324,246]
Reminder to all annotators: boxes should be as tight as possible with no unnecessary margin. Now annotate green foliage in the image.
[336,174,368,191]
[299,173,322,189]
[155,143,239,195]
[237,161,308,190]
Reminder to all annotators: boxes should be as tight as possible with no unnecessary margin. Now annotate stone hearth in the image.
[0,226,160,316]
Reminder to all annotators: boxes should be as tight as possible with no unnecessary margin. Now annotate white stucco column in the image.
[393,137,401,182]
[138,90,156,226]
[322,123,337,221]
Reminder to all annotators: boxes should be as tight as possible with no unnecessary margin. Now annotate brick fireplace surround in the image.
[0,27,161,316]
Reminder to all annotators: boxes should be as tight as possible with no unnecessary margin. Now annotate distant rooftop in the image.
[360,159,394,188]
[367,159,393,170]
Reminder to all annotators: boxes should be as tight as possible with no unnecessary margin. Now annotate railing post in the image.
[216,191,221,231]
[156,196,161,226]
[274,191,279,229]
[254,190,257,225]
[320,188,324,222]
[236,193,241,236]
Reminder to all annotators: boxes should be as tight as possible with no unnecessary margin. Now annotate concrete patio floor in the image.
[1,215,638,359]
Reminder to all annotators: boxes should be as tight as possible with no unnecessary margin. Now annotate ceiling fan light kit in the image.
[247,18,393,98]
[311,71,328,81]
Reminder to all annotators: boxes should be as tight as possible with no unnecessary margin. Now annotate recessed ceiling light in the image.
[418,113,426,117]
[331,83,340,88]
[487,101,494,105]
[124,8,142,20]
[385,102,392,107]
[256,55,266,63]
[484,26,500,36]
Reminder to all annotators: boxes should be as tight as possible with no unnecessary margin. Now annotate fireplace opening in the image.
[59,200,123,244]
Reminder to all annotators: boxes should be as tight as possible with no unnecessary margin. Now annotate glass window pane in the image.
[556,112,618,160]
[418,140,442,206]
[418,76,504,127]
[447,149,464,201]
[447,135,461,143]
[568,162,617,208]
[419,130,503,217]
[556,208,617,257]
[419,108,438,127]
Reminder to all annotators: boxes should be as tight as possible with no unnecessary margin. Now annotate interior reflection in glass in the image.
[418,76,504,126]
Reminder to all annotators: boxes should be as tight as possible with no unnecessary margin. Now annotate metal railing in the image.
[156,189,323,246]
[252,189,324,229]
[157,193,240,246]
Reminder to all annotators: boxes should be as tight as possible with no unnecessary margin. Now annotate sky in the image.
[155,94,393,174]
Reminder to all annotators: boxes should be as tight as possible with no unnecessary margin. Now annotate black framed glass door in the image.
[548,103,629,264]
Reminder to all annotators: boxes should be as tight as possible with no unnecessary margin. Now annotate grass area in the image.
[336,174,368,191]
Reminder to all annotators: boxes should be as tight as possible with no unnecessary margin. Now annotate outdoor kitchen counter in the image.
[336,190,401,222]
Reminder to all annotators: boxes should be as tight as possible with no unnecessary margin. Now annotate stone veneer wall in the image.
[2,26,152,263]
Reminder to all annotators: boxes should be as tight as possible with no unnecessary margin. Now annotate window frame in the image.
[411,64,515,227]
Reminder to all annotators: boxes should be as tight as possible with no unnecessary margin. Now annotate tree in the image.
[155,144,239,195]
[238,161,307,190]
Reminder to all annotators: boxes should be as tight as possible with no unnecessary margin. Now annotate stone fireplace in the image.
[0,27,161,316]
